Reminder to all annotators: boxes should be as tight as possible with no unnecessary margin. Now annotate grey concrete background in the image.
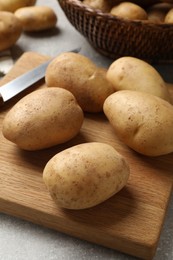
[0,0,173,259]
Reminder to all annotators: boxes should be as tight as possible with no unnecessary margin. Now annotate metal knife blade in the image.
[0,47,80,106]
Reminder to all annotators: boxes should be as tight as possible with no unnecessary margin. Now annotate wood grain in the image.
[0,52,173,260]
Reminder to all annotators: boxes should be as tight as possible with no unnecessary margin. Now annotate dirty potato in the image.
[104,90,173,156]
[15,6,57,31]
[106,56,171,102]
[43,142,130,209]
[45,52,114,113]
[2,88,84,150]
[0,0,36,12]
[0,11,22,51]
[110,2,148,20]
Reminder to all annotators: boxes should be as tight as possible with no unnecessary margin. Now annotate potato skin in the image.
[2,88,84,151]
[106,56,171,103]
[0,11,22,51]
[165,8,173,23]
[14,6,57,31]
[103,90,173,156]
[110,2,148,20]
[45,52,114,113]
[83,0,112,12]
[0,0,36,12]
[43,142,130,209]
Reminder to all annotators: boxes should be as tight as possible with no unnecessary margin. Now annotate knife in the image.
[0,47,80,106]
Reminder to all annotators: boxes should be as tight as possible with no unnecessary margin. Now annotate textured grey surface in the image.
[0,0,173,259]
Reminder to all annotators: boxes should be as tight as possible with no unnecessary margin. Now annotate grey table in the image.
[0,0,173,259]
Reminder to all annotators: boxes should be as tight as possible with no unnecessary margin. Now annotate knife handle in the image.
[0,93,4,106]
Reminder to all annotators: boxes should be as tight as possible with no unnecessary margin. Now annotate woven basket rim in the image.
[59,0,173,29]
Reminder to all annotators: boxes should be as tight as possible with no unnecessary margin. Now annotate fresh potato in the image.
[0,11,22,51]
[14,6,57,31]
[164,8,173,23]
[0,0,36,12]
[2,88,84,151]
[103,90,173,156]
[45,52,114,113]
[106,56,171,103]
[43,142,130,209]
[147,3,173,23]
[83,0,112,12]
[110,2,148,20]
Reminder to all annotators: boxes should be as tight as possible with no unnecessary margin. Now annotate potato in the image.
[0,11,22,51]
[164,8,173,23]
[0,0,36,12]
[106,56,171,103]
[43,142,130,209]
[2,88,84,151]
[83,0,112,12]
[14,6,57,31]
[45,52,114,113]
[147,3,173,23]
[110,2,148,20]
[103,90,173,156]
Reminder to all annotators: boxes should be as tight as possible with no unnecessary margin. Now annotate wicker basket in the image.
[58,0,173,62]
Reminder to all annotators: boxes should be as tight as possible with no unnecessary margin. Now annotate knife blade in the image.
[0,47,80,106]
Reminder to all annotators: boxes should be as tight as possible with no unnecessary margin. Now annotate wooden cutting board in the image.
[0,52,173,260]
